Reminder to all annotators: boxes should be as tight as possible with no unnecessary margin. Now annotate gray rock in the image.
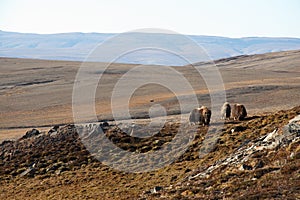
[151,186,163,193]
[20,163,36,177]
[240,164,253,171]
[189,116,300,180]
[21,129,40,139]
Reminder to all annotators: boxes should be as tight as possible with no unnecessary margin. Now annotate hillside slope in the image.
[0,106,299,199]
[1,50,300,141]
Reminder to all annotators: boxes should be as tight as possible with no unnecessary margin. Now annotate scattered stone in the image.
[151,186,163,193]
[181,189,193,196]
[1,140,14,146]
[1,108,300,200]
[101,121,109,129]
[239,163,253,171]
[20,163,36,177]
[141,146,152,153]
[0,124,95,178]
[152,140,163,146]
[48,125,59,134]
[231,125,247,133]
[254,160,264,169]
[21,129,40,139]
[189,115,300,180]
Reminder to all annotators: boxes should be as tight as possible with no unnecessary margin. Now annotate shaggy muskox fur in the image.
[189,106,211,125]
[221,102,231,120]
[231,103,247,120]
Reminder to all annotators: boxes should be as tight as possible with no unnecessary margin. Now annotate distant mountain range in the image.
[1,30,300,66]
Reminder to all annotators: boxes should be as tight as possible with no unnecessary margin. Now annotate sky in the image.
[0,0,300,38]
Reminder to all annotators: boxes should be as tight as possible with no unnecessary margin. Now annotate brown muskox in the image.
[231,103,247,120]
[221,102,231,120]
[189,106,211,125]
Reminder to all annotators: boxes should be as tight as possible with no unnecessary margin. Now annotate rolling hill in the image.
[1,30,300,65]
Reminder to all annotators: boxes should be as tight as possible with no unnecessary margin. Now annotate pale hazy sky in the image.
[1,0,299,38]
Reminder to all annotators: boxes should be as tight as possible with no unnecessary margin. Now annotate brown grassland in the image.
[0,50,300,199]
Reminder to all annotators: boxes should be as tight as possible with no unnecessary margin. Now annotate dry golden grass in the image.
[1,50,300,142]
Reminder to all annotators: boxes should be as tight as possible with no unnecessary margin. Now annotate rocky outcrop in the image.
[0,121,188,178]
[21,129,40,139]
[141,112,300,199]
[0,125,97,178]
[189,115,300,180]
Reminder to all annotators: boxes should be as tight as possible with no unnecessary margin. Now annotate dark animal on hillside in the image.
[189,106,212,125]
[231,104,247,120]
[189,108,201,125]
[221,102,231,120]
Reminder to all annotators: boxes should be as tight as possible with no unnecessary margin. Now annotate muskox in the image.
[189,106,211,125]
[231,104,247,120]
[221,102,231,120]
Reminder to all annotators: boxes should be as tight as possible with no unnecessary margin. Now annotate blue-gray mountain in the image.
[1,30,300,66]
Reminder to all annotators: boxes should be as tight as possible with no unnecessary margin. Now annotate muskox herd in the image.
[189,102,247,126]
[223,103,247,121]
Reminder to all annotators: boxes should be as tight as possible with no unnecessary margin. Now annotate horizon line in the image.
[1,29,300,40]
